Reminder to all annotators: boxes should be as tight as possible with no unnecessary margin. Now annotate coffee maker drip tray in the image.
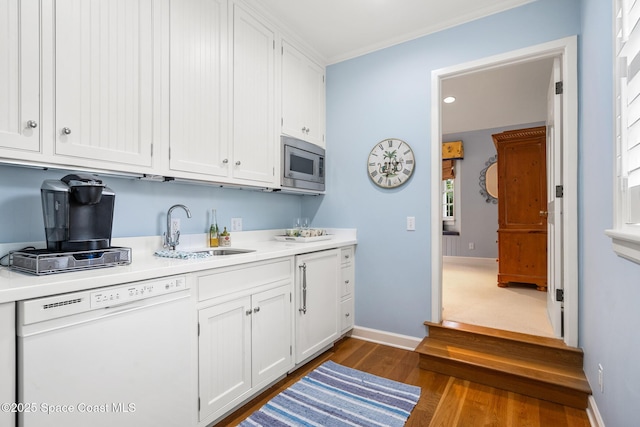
[10,247,132,275]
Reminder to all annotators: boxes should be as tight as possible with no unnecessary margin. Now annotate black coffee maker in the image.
[41,174,115,252]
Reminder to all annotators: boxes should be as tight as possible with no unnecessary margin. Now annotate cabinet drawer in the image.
[340,265,354,298]
[340,247,354,264]
[340,298,354,332]
[198,258,293,302]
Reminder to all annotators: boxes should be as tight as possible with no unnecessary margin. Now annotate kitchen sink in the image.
[154,248,256,259]
[191,248,256,256]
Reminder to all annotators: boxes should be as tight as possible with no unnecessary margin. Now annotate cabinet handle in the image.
[299,263,307,314]
[222,159,228,164]
[253,307,260,313]
[235,161,241,166]
[245,309,252,316]
[539,211,548,217]
[62,127,72,135]
[26,120,38,129]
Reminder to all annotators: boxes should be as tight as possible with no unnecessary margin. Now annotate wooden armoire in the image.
[492,126,547,291]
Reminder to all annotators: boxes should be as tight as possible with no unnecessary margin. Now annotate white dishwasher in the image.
[17,275,194,427]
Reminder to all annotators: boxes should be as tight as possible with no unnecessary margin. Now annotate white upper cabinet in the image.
[231,3,276,185]
[281,41,325,147]
[0,0,322,190]
[53,0,156,170]
[0,0,40,154]
[169,0,229,178]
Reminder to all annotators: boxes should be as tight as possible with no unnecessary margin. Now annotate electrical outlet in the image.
[407,216,416,231]
[598,364,604,393]
[231,217,243,232]
[469,242,475,250]
[171,218,180,236]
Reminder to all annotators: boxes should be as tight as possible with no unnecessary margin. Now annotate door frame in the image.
[430,36,578,347]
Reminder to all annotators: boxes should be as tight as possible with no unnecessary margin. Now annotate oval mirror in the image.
[479,155,498,204]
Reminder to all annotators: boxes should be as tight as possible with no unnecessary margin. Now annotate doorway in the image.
[430,36,579,347]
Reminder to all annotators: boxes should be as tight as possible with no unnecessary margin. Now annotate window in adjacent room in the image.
[441,159,460,232]
[442,178,455,220]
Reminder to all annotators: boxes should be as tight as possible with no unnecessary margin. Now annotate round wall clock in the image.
[367,138,415,188]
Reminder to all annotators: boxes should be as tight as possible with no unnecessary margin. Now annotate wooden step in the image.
[416,321,591,409]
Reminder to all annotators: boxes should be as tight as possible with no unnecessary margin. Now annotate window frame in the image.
[607,0,640,264]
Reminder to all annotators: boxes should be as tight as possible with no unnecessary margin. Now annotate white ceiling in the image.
[248,0,551,135]
[246,0,535,64]
[441,58,553,134]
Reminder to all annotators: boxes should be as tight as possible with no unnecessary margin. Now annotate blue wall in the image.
[580,0,640,425]
[306,0,581,339]
[0,164,303,243]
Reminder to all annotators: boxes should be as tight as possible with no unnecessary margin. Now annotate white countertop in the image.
[0,229,357,303]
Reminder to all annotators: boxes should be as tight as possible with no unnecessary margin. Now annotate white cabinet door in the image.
[169,0,229,178]
[252,284,292,388]
[281,41,325,147]
[295,249,340,364]
[54,0,155,168]
[198,295,252,421]
[0,0,40,153]
[231,3,276,184]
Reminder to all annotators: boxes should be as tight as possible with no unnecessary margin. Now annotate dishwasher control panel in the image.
[90,276,187,308]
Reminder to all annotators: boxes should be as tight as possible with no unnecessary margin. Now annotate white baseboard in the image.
[350,326,422,351]
[586,396,605,427]
[443,255,496,267]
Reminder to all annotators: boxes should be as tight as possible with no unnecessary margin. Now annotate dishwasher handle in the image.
[299,263,307,314]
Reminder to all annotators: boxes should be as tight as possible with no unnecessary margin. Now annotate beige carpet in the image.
[442,256,555,338]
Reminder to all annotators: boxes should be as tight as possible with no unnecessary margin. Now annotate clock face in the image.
[367,138,415,188]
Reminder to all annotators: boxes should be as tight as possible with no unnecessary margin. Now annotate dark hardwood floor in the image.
[217,337,591,426]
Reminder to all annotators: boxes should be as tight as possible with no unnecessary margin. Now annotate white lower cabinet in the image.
[340,246,355,333]
[294,249,340,364]
[0,303,15,427]
[196,258,293,425]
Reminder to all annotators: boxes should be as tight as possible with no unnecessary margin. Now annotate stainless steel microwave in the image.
[281,136,325,194]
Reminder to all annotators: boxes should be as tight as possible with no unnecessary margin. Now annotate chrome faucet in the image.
[164,204,192,250]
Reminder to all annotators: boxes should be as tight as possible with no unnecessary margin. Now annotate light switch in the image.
[407,216,416,231]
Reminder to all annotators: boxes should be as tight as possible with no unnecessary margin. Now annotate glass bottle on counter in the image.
[219,226,230,247]
[209,209,219,247]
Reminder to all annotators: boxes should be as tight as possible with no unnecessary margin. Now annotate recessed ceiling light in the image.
[443,96,456,104]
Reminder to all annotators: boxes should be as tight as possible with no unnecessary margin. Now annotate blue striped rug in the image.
[238,360,421,426]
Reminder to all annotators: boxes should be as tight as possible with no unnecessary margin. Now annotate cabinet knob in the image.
[301,126,307,132]
[345,312,350,317]
[222,158,229,164]
[344,280,350,284]
[253,307,260,313]
[62,127,72,135]
[27,120,38,129]
[539,211,548,217]
[245,309,252,316]
[235,161,241,166]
